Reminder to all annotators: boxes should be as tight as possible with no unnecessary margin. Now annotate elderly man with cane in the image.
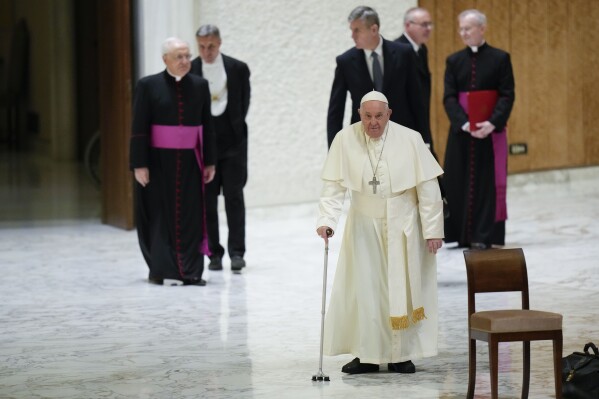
[316,91,444,374]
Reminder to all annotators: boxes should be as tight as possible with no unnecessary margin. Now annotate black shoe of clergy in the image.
[387,360,416,373]
[231,256,246,271]
[208,257,223,271]
[341,357,379,374]
[183,278,206,286]
[148,274,163,285]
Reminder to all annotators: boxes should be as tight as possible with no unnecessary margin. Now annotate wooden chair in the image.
[463,248,563,399]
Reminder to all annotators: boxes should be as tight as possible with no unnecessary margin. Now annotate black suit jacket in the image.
[326,38,429,147]
[396,34,431,142]
[190,54,251,147]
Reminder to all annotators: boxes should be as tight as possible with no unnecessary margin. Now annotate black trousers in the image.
[206,110,248,259]
[205,152,247,259]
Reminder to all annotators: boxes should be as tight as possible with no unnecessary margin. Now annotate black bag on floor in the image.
[562,342,599,398]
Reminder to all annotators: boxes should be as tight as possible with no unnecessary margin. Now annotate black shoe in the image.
[183,278,206,286]
[231,256,246,271]
[148,274,163,285]
[208,257,223,271]
[341,357,379,374]
[470,242,490,250]
[387,360,416,373]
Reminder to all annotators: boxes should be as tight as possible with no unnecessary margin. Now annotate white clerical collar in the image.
[469,40,486,53]
[364,35,384,58]
[403,33,420,52]
[166,69,183,81]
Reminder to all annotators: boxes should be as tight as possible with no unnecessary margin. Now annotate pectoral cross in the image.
[369,176,380,194]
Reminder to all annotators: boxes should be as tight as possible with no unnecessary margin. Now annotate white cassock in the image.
[317,121,444,364]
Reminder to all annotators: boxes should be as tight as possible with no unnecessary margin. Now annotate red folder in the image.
[460,90,498,131]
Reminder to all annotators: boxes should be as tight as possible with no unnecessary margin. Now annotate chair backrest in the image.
[464,248,530,316]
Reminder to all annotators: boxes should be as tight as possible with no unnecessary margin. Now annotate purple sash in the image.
[151,124,211,256]
[458,92,508,222]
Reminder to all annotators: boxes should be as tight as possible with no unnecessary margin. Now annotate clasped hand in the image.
[464,121,495,139]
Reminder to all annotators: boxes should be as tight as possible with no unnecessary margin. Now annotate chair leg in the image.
[467,338,476,399]
[489,338,499,399]
[522,341,530,399]
[554,334,563,399]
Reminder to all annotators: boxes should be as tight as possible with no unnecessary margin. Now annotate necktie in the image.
[371,52,383,92]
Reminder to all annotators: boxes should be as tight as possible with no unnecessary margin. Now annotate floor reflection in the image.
[1,149,598,398]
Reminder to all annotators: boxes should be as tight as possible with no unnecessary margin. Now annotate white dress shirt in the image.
[201,53,228,117]
[363,36,385,83]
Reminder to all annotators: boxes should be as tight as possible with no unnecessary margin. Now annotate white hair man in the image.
[442,9,515,250]
[130,37,216,286]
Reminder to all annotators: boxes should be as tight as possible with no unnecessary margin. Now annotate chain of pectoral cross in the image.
[365,125,389,194]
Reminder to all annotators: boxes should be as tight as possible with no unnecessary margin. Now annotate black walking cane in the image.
[312,228,333,382]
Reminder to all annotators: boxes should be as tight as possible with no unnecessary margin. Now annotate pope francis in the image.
[316,91,444,374]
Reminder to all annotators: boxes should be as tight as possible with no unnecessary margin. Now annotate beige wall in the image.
[136,0,418,208]
[196,1,416,207]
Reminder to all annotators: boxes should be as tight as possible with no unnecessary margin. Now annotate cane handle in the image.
[325,228,333,237]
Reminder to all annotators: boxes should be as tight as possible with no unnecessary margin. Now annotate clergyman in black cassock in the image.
[442,10,515,249]
[130,38,216,285]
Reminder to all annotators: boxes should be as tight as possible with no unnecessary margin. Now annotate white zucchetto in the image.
[360,90,388,105]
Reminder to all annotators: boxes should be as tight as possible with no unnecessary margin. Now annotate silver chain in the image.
[365,123,389,179]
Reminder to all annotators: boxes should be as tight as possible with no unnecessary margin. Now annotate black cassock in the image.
[130,71,215,281]
[442,43,515,247]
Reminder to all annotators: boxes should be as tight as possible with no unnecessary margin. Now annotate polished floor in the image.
[1,149,598,398]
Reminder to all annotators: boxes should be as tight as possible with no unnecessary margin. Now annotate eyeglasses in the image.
[409,21,434,29]
[170,54,192,62]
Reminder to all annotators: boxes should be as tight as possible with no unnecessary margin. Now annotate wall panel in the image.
[508,0,530,171]
[527,0,549,169]
[98,0,134,229]
[567,0,585,166]
[423,0,599,172]
[546,0,568,167]
[586,1,599,164]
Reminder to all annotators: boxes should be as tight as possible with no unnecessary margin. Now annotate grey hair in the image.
[403,7,428,24]
[348,6,380,28]
[161,37,189,55]
[196,24,220,38]
[458,9,487,26]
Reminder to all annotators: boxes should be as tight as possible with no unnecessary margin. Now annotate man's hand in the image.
[204,165,216,184]
[461,121,471,133]
[427,239,443,254]
[471,121,495,139]
[134,167,150,187]
[316,226,334,244]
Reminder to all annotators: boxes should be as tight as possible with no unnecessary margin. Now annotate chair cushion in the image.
[471,309,562,332]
